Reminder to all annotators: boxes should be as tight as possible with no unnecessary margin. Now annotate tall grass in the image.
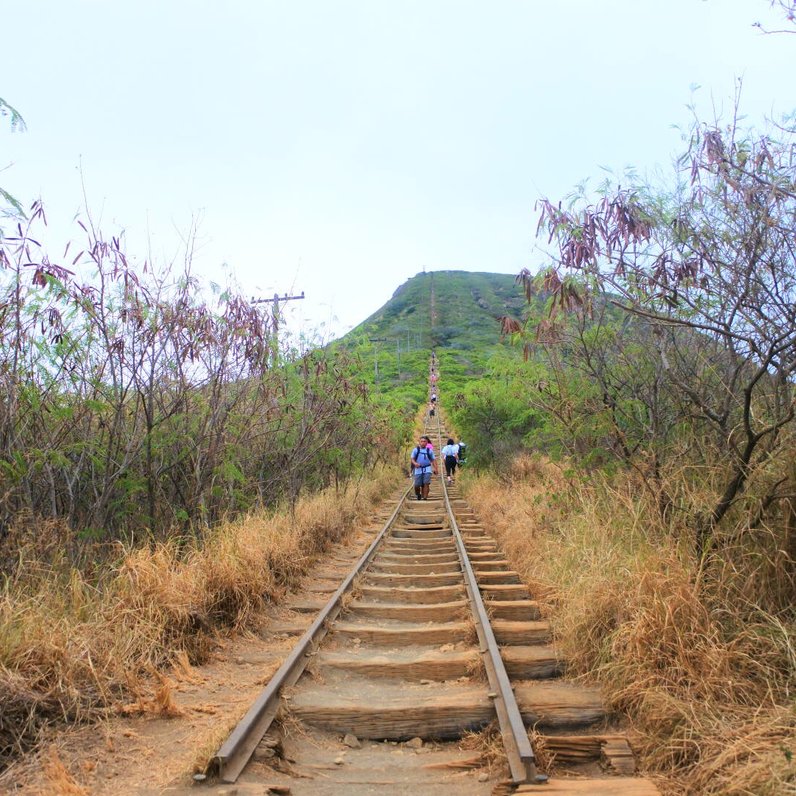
[0,465,401,770]
[464,455,796,794]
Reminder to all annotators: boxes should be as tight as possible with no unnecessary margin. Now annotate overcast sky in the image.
[3,1,794,340]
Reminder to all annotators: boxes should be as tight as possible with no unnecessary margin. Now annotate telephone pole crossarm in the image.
[250,291,305,368]
[251,291,305,305]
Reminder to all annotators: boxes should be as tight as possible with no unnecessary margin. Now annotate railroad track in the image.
[201,413,661,795]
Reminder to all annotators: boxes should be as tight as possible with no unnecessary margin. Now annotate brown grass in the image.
[462,453,796,795]
[459,723,501,769]
[0,465,402,771]
[41,746,88,795]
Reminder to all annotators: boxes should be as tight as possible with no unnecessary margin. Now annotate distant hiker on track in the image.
[441,437,459,484]
[411,435,437,500]
[429,402,436,418]
[430,392,437,403]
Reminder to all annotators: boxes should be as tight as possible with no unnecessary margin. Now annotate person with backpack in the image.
[411,435,438,500]
[441,438,459,484]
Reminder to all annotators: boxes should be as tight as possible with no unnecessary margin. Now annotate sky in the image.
[3,0,794,341]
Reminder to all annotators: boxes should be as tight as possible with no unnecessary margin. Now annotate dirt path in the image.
[0,500,404,795]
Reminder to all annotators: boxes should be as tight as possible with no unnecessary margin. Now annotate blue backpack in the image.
[412,446,434,469]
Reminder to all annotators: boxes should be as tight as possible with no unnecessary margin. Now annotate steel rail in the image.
[208,484,413,783]
[432,418,545,785]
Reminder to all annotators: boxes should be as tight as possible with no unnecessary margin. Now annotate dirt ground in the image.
[0,525,391,795]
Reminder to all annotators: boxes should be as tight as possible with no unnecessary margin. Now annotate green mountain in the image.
[351,270,526,350]
[335,270,528,405]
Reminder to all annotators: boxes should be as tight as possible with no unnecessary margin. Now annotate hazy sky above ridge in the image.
[3,0,794,341]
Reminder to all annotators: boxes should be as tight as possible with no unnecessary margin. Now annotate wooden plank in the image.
[263,620,309,636]
[290,681,605,739]
[401,511,444,520]
[331,621,471,645]
[493,619,551,645]
[475,570,521,585]
[318,648,480,680]
[470,560,510,572]
[480,584,530,600]
[488,600,541,621]
[369,561,461,575]
[541,734,602,762]
[347,600,468,622]
[359,584,465,604]
[601,737,637,774]
[516,777,660,794]
[285,599,327,614]
[392,529,451,539]
[384,539,455,552]
[291,686,492,739]
[375,552,459,563]
[501,645,562,679]
[515,682,605,727]
[364,571,462,588]
[304,581,340,593]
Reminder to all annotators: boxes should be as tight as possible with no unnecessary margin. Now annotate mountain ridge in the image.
[329,270,528,408]
[343,270,526,351]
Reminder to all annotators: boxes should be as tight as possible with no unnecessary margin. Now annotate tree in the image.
[534,112,796,556]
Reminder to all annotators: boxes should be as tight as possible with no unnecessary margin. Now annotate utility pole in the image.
[369,337,387,388]
[251,291,305,367]
[396,338,401,380]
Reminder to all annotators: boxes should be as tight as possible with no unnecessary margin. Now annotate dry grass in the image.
[0,465,402,771]
[41,746,88,795]
[462,453,796,795]
[459,723,502,770]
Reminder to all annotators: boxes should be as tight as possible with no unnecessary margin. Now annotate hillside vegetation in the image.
[335,270,527,405]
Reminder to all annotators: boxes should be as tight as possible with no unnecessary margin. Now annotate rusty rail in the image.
[208,485,412,783]
[432,419,546,785]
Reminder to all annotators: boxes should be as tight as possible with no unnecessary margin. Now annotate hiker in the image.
[441,437,459,484]
[430,391,437,403]
[429,402,436,418]
[411,435,438,500]
[408,437,432,476]
[457,440,467,465]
